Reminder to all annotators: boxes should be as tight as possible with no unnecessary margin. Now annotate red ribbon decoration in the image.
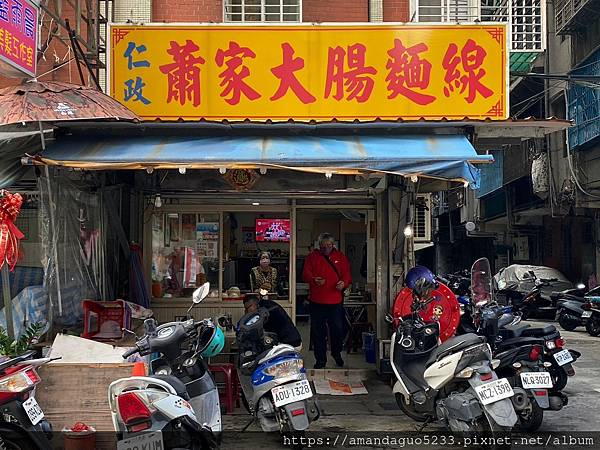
[0,191,25,272]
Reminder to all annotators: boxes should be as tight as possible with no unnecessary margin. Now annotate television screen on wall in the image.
[255,219,291,242]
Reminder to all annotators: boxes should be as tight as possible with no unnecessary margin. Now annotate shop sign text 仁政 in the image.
[0,0,38,77]
[109,25,507,122]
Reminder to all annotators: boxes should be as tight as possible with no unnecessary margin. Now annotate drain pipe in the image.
[369,0,383,22]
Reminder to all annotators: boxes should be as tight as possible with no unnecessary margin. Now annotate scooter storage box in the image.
[81,300,132,341]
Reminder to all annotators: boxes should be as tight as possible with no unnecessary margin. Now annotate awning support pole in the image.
[44,166,63,318]
[2,265,14,339]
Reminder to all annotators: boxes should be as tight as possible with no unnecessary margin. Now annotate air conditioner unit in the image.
[414,194,432,242]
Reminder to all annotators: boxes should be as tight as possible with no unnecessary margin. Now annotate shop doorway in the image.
[295,208,376,370]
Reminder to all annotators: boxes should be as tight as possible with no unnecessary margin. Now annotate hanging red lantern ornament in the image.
[0,190,25,272]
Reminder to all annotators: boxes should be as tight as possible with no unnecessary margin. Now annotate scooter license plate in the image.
[272,380,313,408]
[117,431,163,450]
[582,311,592,318]
[554,349,574,366]
[474,378,514,406]
[520,371,553,389]
[23,397,44,426]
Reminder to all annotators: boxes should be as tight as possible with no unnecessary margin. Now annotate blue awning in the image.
[40,134,492,187]
[0,131,47,189]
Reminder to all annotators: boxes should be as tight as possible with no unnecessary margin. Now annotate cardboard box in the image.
[36,363,134,449]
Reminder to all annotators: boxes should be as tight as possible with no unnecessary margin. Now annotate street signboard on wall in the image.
[0,0,38,78]
[109,24,508,122]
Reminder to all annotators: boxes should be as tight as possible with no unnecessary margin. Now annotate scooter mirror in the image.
[385,313,394,324]
[193,282,211,304]
[143,318,157,335]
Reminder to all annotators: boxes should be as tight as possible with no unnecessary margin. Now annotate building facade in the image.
[464,0,599,286]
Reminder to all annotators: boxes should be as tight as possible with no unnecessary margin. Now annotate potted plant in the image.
[0,322,45,359]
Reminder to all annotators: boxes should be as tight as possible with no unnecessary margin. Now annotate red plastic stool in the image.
[208,363,240,414]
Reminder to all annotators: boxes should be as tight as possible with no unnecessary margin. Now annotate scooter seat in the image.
[426,333,486,366]
[521,324,557,337]
[149,375,190,400]
[502,323,530,338]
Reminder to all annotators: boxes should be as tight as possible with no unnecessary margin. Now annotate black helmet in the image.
[412,277,438,299]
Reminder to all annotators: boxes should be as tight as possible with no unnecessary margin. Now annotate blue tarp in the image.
[40,134,492,186]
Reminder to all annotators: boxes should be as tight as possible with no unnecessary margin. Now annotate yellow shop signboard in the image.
[109,24,508,121]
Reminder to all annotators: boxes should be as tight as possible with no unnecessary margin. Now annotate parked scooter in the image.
[497,272,557,320]
[461,258,580,392]
[554,285,598,331]
[388,283,518,433]
[581,297,600,336]
[108,282,222,450]
[0,351,58,450]
[236,291,320,436]
[494,344,565,431]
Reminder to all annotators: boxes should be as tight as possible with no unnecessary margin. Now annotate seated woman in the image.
[249,251,278,293]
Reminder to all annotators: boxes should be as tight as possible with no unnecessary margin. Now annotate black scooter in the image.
[497,272,556,320]
[553,285,599,331]
[461,258,580,392]
[494,344,567,431]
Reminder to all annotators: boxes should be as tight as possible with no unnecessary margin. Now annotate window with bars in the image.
[414,0,478,22]
[224,0,301,22]
[412,0,546,52]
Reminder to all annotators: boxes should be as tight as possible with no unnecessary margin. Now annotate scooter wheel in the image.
[586,318,600,337]
[0,433,37,450]
[282,429,305,450]
[551,366,568,391]
[394,393,429,422]
[517,401,544,432]
[558,314,578,332]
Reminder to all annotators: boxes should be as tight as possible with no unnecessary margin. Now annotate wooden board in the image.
[36,363,134,450]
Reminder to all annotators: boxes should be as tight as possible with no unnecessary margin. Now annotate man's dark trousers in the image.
[310,302,346,364]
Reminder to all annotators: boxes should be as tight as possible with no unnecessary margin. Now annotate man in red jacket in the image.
[302,233,352,369]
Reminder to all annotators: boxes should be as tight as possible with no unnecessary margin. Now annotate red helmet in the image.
[391,282,460,342]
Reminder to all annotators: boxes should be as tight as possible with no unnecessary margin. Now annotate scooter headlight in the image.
[264,359,304,378]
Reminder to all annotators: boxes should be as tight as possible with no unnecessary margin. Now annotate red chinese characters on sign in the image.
[442,39,494,104]
[215,41,261,105]
[325,44,377,103]
[159,40,206,107]
[270,43,316,104]
[385,39,435,106]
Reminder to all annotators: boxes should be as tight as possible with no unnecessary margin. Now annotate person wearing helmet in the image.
[405,265,439,301]
[243,292,302,351]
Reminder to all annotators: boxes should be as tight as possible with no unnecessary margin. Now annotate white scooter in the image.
[389,293,518,433]
[108,282,222,450]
